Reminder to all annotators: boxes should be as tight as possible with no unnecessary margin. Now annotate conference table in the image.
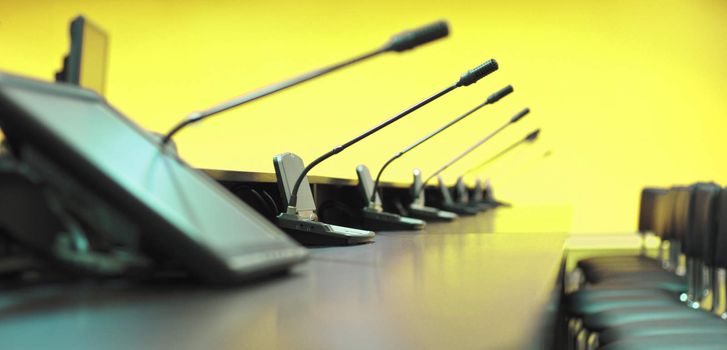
[0,201,570,350]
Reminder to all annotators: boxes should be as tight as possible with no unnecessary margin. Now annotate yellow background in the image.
[2,0,726,233]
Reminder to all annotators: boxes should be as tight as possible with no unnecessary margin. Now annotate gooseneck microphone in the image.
[285,59,500,212]
[462,128,541,177]
[414,107,530,197]
[369,84,513,205]
[160,21,450,144]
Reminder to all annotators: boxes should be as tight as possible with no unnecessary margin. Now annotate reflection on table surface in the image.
[0,205,569,350]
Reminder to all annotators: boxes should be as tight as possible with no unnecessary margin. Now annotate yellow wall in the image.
[2,0,726,233]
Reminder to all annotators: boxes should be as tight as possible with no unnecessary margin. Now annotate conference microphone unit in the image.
[359,84,514,227]
[355,164,426,231]
[275,59,499,245]
[471,178,512,208]
[412,108,531,215]
[160,20,450,144]
[461,128,541,208]
[406,168,458,221]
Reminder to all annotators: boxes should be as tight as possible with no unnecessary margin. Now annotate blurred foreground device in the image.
[55,15,108,96]
[407,169,458,221]
[274,153,375,245]
[0,73,307,284]
[356,165,425,231]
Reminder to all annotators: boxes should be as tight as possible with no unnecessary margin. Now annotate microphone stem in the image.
[462,137,527,178]
[415,121,510,197]
[289,83,459,208]
[162,47,387,144]
[371,153,401,205]
[369,99,489,204]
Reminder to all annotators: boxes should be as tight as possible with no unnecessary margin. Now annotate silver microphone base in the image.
[361,207,425,231]
[276,213,375,246]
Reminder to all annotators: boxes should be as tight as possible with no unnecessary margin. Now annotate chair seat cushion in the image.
[599,333,727,350]
[566,293,682,317]
[590,278,687,293]
[585,268,681,284]
[598,317,727,345]
[567,288,679,306]
[583,305,713,331]
[578,256,660,276]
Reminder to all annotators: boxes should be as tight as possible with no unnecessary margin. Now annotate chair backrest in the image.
[638,188,668,233]
[684,184,720,262]
[712,188,727,269]
[651,190,671,239]
[657,187,683,241]
[669,187,692,242]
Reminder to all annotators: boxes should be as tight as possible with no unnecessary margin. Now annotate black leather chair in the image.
[566,189,685,320]
[577,188,670,282]
[586,184,727,348]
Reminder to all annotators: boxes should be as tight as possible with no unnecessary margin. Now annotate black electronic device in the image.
[407,169,458,221]
[274,153,375,245]
[356,165,425,231]
[55,15,109,96]
[0,72,308,284]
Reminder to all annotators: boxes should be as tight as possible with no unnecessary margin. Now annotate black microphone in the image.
[462,128,540,177]
[285,59,500,212]
[369,84,514,205]
[414,107,531,197]
[160,21,450,144]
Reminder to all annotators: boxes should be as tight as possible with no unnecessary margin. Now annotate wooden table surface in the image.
[0,206,570,350]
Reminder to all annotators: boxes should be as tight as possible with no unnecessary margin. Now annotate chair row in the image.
[567,184,727,349]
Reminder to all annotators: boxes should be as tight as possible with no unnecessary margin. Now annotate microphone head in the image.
[510,108,530,123]
[386,21,450,52]
[486,84,514,104]
[525,128,541,142]
[457,59,498,87]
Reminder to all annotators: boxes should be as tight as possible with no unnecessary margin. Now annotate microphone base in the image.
[276,213,375,246]
[362,207,425,231]
[407,205,458,222]
[465,201,494,212]
[479,199,510,208]
[437,202,479,216]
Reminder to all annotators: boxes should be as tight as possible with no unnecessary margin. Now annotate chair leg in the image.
[575,328,588,350]
[586,332,599,350]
